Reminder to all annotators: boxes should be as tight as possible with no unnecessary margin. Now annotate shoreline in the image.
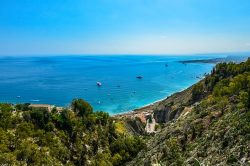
[113,83,195,119]
[123,55,250,118]
[4,83,196,118]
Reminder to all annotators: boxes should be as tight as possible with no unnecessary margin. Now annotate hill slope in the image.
[128,59,250,165]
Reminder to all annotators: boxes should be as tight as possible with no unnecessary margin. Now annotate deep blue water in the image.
[0,55,221,114]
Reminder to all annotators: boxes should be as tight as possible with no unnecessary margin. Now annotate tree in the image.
[71,99,93,117]
[30,108,51,129]
[15,103,30,111]
[191,82,204,102]
[238,91,250,109]
[0,104,13,130]
[112,153,123,166]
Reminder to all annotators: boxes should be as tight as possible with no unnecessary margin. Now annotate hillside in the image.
[128,58,250,165]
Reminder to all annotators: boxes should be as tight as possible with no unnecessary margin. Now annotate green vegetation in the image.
[0,99,144,165]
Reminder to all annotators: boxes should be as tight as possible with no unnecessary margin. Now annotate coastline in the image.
[7,55,244,115]
[113,81,195,119]
[118,55,249,119]
[178,58,225,64]
[106,57,228,116]
[8,80,198,119]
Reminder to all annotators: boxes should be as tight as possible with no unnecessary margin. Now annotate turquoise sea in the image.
[0,55,221,114]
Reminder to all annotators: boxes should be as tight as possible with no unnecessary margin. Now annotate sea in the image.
[0,55,223,114]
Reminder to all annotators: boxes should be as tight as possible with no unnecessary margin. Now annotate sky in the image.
[0,0,250,55]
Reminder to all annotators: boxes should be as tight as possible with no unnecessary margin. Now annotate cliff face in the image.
[124,118,146,135]
[154,106,184,123]
[153,106,171,123]
[127,59,250,165]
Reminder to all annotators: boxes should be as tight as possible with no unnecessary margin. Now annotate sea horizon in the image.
[1,51,250,57]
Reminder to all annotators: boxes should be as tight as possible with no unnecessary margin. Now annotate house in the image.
[29,104,54,112]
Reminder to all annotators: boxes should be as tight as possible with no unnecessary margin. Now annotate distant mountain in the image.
[179,55,250,64]
[225,55,250,63]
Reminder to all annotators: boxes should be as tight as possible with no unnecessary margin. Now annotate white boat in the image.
[96,82,102,87]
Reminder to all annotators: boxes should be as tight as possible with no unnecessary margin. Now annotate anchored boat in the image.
[136,76,143,79]
[96,82,102,87]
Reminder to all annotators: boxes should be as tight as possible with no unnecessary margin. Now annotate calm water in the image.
[0,55,220,114]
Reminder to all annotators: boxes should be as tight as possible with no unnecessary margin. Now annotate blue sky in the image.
[0,0,250,55]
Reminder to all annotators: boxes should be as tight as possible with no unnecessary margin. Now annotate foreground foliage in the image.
[0,99,145,165]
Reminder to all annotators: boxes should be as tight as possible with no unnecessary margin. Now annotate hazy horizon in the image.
[0,52,250,57]
[1,0,250,55]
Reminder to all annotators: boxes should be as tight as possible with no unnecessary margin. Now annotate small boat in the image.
[136,76,143,79]
[16,96,21,98]
[96,82,102,87]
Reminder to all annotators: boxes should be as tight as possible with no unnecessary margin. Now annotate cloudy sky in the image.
[0,0,250,55]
